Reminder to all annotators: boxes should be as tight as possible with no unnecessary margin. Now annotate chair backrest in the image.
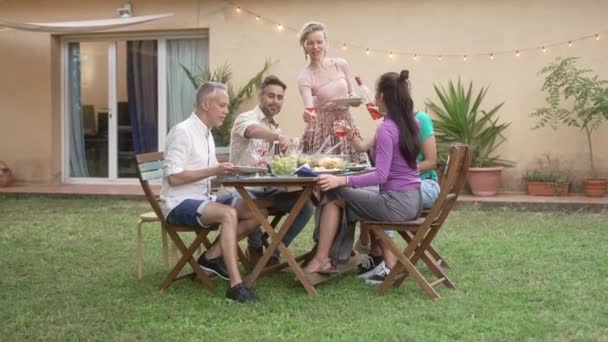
[426,144,471,224]
[135,152,166,224]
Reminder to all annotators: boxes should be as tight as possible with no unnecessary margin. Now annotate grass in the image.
[1,196,607,341]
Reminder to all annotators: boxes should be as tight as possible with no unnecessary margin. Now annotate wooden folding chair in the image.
[363,144,471,299]
[135,152,247,292]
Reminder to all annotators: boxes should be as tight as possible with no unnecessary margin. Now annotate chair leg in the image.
[161,225,169,270]
[371,227,440,299]
[137,219,144,280]
[160,230,216,292]
[404,231,449,269]
[194,232,203,256]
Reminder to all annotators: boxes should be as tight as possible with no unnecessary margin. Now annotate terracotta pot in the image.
[527,181,571,196]
[582,178,607,197]
[466,167,503,196]
[0,161,13,187]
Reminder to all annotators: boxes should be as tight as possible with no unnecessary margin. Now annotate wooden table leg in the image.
[235,186,319,297]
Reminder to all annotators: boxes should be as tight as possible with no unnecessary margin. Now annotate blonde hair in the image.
[298,21,327,59]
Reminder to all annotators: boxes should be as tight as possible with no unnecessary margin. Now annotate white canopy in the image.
[0,13,174,33]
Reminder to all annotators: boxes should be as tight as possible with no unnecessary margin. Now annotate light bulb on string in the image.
[389,51,394,59]
[276,24,284,31]
[595,34,600,40]
[515,50,520,57]
[438,55,442,62]
[463,55,467,62]
[235,6,241,13]
[255,16,260,22]
[542,46,547,53]
[413,54,417,61]
[568,41,572,47]
[490,53,494,60]
[365,48,370,56]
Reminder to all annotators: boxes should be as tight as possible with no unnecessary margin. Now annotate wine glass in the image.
[333,120,349,156]
[248,139,269,177]
[288,137,303,157]
[304,96,318,134]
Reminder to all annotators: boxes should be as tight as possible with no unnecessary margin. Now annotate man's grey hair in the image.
[195,81,227,108]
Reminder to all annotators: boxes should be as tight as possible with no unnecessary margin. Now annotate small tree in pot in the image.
[426,79,514,196]
[531,57,608,197]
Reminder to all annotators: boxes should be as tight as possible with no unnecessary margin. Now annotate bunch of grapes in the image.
[270,156,297,176]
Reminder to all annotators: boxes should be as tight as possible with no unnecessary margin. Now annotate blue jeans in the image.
[421,179,440,209]
[247,189,315,258]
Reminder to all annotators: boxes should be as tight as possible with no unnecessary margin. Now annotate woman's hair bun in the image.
[399,70,409,81]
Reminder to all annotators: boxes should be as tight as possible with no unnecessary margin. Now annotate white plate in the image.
[235,166,267,174]
[312,168,343,175]
[345,165,370,171]
[330,97,363,107]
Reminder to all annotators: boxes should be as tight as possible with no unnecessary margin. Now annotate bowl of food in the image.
[316,154,349,170]
[270,155,298,176]
[297,153,318,168]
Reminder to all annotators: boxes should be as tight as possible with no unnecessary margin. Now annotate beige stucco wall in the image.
[1,0,607,190]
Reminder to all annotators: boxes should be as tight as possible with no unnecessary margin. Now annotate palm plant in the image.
[181,59,274,146]
[426,79,513,168]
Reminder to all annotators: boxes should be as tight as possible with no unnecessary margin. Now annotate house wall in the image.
[1,0,607,190]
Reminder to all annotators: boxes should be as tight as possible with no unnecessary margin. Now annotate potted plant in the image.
[427,79,514,196]
[531,57,608,197]
[182,59,274,159]
[523,154,571,196]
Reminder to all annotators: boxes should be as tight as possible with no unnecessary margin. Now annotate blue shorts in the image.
[166,193,238,228]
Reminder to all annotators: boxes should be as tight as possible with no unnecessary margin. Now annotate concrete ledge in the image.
[1,184,607,212]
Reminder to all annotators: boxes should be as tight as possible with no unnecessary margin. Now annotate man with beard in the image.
[229,75,315,267]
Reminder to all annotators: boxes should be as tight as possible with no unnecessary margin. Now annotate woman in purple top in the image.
[304,70,422,276]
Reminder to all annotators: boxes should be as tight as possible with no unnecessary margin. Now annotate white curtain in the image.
[68,43,89,177]
[166,38,208,130]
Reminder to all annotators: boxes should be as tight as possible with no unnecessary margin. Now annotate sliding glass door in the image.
[63,34,208,182]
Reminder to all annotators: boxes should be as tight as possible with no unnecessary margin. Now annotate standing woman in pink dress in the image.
[297,22,364,162]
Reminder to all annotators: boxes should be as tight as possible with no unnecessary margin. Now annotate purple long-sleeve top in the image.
[347,118,420,192]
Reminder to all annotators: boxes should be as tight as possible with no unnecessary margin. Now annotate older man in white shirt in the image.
[229,75,314,267]
[160,81,261,303]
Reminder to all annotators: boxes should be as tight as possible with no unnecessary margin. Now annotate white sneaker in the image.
[357,255,385,280]
[365,264,391,285]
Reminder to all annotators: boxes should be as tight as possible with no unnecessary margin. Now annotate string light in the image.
[225,2,607,63]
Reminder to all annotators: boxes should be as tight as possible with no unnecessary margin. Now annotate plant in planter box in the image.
[426,79,514,196]
[182,59,274,156]
[531,57,608,197]
[523,154,571,196]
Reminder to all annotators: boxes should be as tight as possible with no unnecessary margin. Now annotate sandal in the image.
[314,258,340,275]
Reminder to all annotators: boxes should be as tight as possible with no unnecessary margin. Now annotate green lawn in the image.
[1,196,607,341]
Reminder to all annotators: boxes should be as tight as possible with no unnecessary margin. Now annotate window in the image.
[62,32,208,182]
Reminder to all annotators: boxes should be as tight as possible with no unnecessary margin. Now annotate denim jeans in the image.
[247,189,315,258]
[421,179,441,209]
